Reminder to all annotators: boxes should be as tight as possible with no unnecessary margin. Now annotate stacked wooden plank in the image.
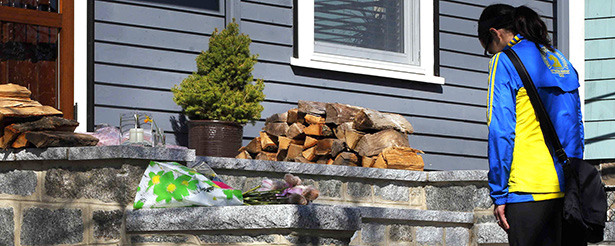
[0,84,99,148]
[236,100,424,171]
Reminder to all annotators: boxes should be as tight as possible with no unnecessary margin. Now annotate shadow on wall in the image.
[290,66,444,95]
[129,0,220,12]
[170,115,189,147]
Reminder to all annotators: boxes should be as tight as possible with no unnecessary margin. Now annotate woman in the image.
[478,4,585,245]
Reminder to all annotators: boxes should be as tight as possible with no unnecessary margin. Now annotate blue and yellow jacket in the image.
[487,34,584,205]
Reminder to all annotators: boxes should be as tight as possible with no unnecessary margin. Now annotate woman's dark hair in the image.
[478,4,553,53]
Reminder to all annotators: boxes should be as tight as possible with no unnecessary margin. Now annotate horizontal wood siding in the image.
[585,0,615,159]
[91,0,556,170]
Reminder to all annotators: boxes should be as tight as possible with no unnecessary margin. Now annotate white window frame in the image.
[291,0,444,84]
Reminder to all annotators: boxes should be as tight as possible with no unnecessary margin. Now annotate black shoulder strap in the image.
[502,49,569,163]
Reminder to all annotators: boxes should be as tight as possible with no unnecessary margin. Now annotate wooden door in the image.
[0,0,74,119]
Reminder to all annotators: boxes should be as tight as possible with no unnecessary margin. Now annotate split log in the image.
[277,149,288,161]
[315,138,344,156]
[334,122,353,140]
[344,129,364,150]
[0,83,31,99]
[0,106,62,122]
[245,137,262,154]
[0,98,41,108]
[353,109,414,134]
[302,146,317,161]
[333,152,359,166]
[303,136,318,149]
[286,144,304,161]
[25,131,99,148]
[330,139,345,157]
[264,122,289,137]
[304,114,325,124]
[298,100,327,115]
[11,133,30,148]
[372,153,387,168]
[381,147,424,171]
[303,124,333,137]
[294,156,311,163]
[316,155,332,164]
[327,158,334,165]
[265,112,288,124]
[255,151,277,161]
[362,156,376,168]
[236,150,252,159]
[278,136,292,150]
[259,131,278,152]
[354,129,410,157]
[285,123,306,139]
[325,103,364,125]
[1,116,79,148]
[286,108,305,124]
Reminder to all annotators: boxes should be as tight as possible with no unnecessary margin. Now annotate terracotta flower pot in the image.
[188,120,243,157]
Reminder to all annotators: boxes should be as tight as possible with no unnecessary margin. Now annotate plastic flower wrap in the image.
[133,161,243,209]
[243,174,319,205]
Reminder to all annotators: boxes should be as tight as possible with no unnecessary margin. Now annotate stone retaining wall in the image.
[1,148,614,245]
[0,146,194,246]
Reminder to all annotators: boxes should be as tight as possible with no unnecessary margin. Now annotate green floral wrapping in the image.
[133,161,243,209]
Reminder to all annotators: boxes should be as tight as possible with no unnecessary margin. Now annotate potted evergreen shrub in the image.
[172,21,265,157]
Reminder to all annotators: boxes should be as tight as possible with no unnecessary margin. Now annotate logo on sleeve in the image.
[540,46,569,77]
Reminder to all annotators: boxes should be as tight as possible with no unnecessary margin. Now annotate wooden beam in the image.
[0,6,63,28]
[59,0,74,119]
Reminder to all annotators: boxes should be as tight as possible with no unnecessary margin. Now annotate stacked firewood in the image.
[237,100,424,171]
[0,84,98,148]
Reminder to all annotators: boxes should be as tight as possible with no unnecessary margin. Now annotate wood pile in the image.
[236,100,424,171]
[0,84,99,148]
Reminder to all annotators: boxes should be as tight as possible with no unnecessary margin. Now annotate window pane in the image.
[0,21,59,107]
[314,0,404,53]
[0,0,58,12]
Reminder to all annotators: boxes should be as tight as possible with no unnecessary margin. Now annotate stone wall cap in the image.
[0,146,195,162]
[193,156,427,182]
[126,204,473,233]
[68,146,195,161]
[427,170,488,182]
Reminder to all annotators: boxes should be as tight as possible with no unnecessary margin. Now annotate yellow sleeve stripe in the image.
[487,53,501,126]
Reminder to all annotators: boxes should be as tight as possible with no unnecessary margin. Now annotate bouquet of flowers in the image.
[243,174,319,205]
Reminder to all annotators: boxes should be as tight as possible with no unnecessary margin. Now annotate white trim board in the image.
[74,0,88,132]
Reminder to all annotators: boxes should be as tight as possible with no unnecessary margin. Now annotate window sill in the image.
[290,57,445,85]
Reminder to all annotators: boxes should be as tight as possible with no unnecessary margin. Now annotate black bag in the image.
[504,49,607,243]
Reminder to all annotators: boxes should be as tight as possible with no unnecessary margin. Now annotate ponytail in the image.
[478,4,554,52]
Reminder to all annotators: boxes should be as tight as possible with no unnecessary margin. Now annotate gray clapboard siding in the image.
[241,1,292,26]
[95,22,210,53]
[585,101,615,121]
[586,0,615,18]
[586,59,615,80]
[584,140,615,160]
[95,64,190,90]
[586,80,615,101]
[586,121,615,140]
[241,21,293,45]
[95,42,196,72]
[440,32,485,55]
[586,40,615,60]
[586,18,615,39]
[92,0,557,170]
[95,1,224,33]
[439,67,488,89]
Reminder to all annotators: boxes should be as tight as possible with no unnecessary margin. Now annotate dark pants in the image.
[506,198,587,246]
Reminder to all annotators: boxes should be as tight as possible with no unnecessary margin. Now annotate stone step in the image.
[126,204,474,245]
